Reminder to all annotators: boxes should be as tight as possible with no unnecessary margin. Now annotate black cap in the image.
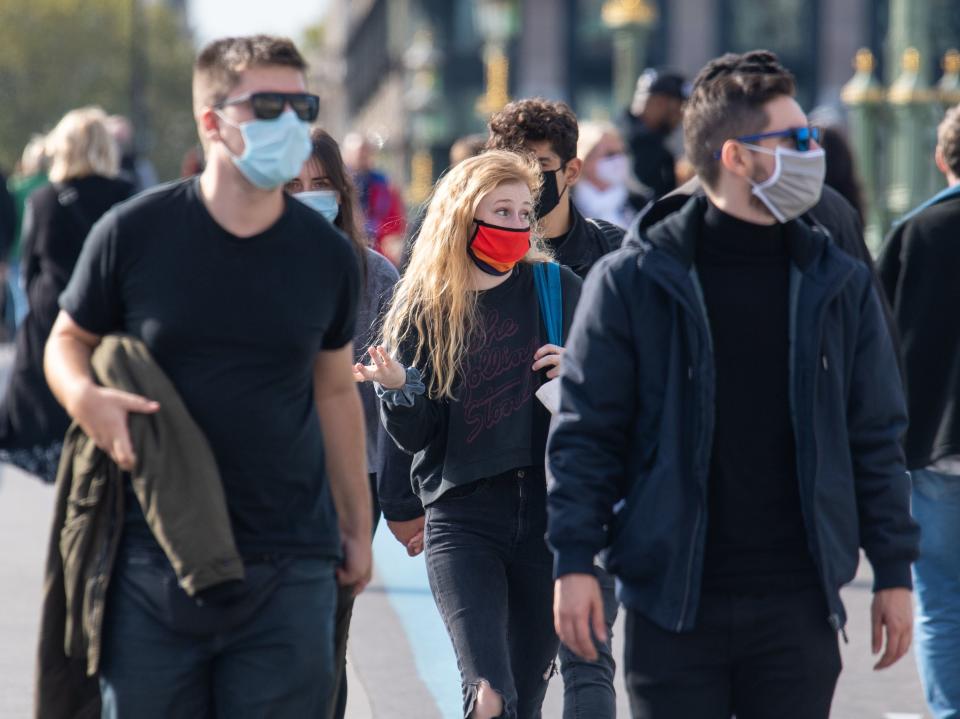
[635,68,691,100]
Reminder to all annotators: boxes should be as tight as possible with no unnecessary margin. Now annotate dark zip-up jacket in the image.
[548,202,624,279]
[878,190,960,469]
[36,336,243,719]
[632,177,900,354]
[547,195,918,634]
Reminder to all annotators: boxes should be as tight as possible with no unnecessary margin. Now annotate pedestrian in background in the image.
[357,149,581,719]
[878,102,960,719]
[821,125,866,224]
[0,106,132,482]
[44,35,371,718]
[285,126,416,719]
[574,120,631,228]
[549,49,918,719]
[7,134,49,324]
[623,68,689,211]
[343,132,408,266]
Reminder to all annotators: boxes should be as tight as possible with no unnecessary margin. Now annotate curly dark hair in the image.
[684,50,796,188]
[485,98,579,163]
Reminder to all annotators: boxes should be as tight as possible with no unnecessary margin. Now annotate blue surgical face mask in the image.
[217,109,312,189]
[297,189,340,223]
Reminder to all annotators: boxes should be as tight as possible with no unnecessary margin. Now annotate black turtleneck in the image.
[696,201,819,594]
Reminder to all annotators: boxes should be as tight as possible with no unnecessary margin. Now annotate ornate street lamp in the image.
[841,48,886,250]
[473,0,519,116]
[601,0,658,111]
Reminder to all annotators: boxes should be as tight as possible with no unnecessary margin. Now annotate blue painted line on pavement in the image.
[373,524,462,718]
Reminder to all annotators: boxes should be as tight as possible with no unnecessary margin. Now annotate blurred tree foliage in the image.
[0,0,196,181]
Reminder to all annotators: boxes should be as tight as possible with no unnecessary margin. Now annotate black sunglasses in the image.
[216,92,320,122]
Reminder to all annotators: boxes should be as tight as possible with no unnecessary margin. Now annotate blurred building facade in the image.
[309,0,960,211]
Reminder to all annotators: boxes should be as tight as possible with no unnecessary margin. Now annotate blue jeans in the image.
[558,564,619,718]
[912,468,960,719]
[99,547,338,719]
[425,468,559,719]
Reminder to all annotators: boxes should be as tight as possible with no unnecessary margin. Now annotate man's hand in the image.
[337,530,373,597]
[554,573,607,662]
[70,383,159,470]
[387,516,425,556]
[871,587,913,670]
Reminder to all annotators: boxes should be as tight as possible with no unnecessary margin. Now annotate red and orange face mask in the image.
[468,220,531,275]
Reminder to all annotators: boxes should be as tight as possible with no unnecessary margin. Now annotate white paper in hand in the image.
[535,377,561,415]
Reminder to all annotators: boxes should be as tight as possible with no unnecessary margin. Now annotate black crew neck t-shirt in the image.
[695,201,819,594]
[60,177,360,558]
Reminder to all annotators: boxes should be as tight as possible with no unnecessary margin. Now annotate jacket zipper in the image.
[791,265,851,638]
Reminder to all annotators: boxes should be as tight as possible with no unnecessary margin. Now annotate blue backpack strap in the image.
[533,262,563,346]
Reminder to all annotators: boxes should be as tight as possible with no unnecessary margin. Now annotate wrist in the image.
[64,378,98,419]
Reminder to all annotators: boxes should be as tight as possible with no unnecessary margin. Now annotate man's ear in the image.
[198,107,221,146]
[719,140,753,180]
[562,157,583,188]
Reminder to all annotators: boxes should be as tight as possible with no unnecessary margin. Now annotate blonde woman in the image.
[356,150,582,719]
[0,107,132,481]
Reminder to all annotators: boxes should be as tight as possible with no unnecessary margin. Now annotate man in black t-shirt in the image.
[45,36,371,718]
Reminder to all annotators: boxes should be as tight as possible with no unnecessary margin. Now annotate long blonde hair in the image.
[46,107,119,183]
[382,149,552,400]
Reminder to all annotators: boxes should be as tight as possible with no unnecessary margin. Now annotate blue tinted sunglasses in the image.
[713,126,822,159]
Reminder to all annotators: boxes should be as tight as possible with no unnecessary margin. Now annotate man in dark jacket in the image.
[623,69,688,211]
[634,175,899,351]
[548,50,918,719]
[878,103,960,719]
[486,97,624,719]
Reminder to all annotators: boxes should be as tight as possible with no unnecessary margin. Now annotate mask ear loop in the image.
[742,144,787,223]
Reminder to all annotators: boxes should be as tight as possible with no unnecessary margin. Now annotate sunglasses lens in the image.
[290,95,319,122]
[251,94,285,119]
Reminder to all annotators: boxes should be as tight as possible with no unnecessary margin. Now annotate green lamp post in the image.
[841,48,886,251]
[601,0,658,112]
[887,47,941,220]
[939,49,960,110]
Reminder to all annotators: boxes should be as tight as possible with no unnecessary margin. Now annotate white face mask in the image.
[595,153,629,186]
[743,144,826,223]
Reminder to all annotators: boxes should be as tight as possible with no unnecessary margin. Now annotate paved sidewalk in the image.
[0,464,935,718]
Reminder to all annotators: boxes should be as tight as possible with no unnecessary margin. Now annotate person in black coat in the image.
[550,50,917,719]
[877,103,960,719]
[0,107,132,481]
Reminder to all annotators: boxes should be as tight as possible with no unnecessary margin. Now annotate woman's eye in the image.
[495,208,509,216]
[519,211,530,221]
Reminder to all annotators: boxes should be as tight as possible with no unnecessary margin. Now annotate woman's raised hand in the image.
[353,345,408,389]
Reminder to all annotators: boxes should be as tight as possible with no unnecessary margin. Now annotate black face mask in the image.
[535,163,569,219]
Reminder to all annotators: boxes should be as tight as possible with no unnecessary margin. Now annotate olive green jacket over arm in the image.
[35,335,244,719]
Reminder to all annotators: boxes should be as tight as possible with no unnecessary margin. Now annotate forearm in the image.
[43,313,98,416]
[317,385,372,538]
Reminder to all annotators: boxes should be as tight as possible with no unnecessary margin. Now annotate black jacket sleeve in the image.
[847,270,919,590]
[375,429,422,521]
[547,252,639,577]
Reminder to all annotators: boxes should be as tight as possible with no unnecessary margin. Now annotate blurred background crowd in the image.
[2,0,960,286]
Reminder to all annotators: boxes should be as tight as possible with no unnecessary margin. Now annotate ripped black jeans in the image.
[425,468,559,719]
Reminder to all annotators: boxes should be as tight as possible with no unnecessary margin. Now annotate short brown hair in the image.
[486,98,579,163]
[938,104,960,177]
[684,50,795,188]
[193,35,307,113]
